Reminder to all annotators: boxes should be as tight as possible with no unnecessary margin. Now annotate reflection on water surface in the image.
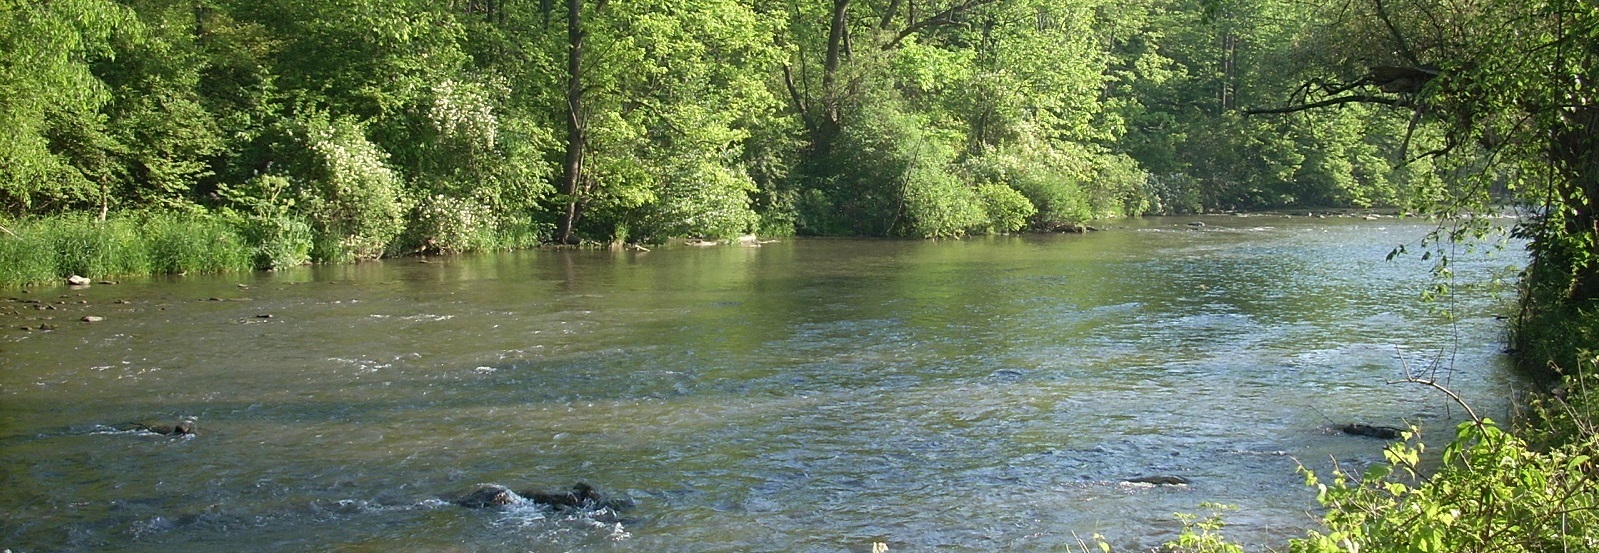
[0,216,1521,552]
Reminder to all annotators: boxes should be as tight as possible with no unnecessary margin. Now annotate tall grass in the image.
[0,208,553,288]
[142,213,254,274]
[0,221,58,286]
[0,211,254,288]
[50,214,150,277]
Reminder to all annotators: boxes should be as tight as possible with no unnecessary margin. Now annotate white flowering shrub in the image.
[428,79,499,151]
[405,193,492,254]
[298,113,408,261]
[412,77,555,237]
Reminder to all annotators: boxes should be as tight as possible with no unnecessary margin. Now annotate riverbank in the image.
[0,209,549,289]
[0,208,1443,289]
[0,211,254,287]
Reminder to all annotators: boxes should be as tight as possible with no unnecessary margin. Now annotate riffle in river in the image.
[0,215,1522,552]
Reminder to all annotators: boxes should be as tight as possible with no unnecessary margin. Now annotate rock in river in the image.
[124,419,197,436]
[1340,423,1404,439]
[453,482,633,512]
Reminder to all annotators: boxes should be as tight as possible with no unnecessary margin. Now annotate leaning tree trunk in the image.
[555,0,586,245]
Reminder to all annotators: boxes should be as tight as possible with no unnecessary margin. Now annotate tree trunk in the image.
[1553,106,1599,301]
[801,0,851,164]
[822,0,850,131]
[555,0,585,244]
[1220,32,1236,113]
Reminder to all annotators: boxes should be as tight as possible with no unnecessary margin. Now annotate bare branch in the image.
[1391,375,1481,424]
[880,0,902,31]
[783,64,815,134]
[1371,0,1421,66]
[1390,349,1483,424]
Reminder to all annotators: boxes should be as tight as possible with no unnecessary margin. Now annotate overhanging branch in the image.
[1244,94,1410,115]
[885,0,1000,50]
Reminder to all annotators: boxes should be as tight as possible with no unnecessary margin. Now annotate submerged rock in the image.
[453,482,634,512]
[125,419,197,436]
[454,484,524,508]
[1125,475,1190,486]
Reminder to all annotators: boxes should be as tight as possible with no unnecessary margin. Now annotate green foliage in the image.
[0,0,138,213]
[241,214,314,270]
[554,0,779,243]
[484,213,551,251]
[95,0,229,209]
[1165,503,1245,553]
[217,174,313,269]
[1516,346,1599,450]
[46,213,148,278]
[0,0,1458,250]
[404,194,494,254]
[7,0,1552,279]
[802,101,980,238]
[0,220,63,287]
[960,141,1142,229]
[1292,420,1599,553]
[406,77,557,219]
[899,159,982,239]
[0,211,253,286]
[637,160,761,241]
[140,211,254,274]
[973,183,1036,234]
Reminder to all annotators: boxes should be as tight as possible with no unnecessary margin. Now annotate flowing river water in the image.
[1,215,1525,552]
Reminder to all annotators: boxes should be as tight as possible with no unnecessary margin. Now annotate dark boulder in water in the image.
[1125,475,1190,486]
[523,482,604,509]
[124,419,197,436]
[1340,423,1404,439]
[454,484,523,508]
[454,482,634,512]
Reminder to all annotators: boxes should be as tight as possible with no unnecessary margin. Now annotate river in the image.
[0,215,1523,552]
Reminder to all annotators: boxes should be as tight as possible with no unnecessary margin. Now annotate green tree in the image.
[550,0,781,244]
[0,0,137,215]
[1247,0,1599,301]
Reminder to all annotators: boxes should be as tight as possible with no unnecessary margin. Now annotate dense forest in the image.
[2,0,1446,266]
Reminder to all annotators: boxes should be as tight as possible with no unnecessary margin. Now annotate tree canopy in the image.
[0,0,1578,254]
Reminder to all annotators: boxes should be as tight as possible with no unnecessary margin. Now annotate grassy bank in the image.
[0,211,254,287]
[0,209,552,288]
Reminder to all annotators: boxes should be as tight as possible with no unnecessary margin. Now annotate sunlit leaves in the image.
[0,0,138,212]
[1292,420,1599,553]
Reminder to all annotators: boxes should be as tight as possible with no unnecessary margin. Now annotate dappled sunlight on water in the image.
[0,216,1523,551]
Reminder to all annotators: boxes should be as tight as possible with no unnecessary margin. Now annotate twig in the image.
[1308,405,1340,425]
[1390,352,1482,424]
